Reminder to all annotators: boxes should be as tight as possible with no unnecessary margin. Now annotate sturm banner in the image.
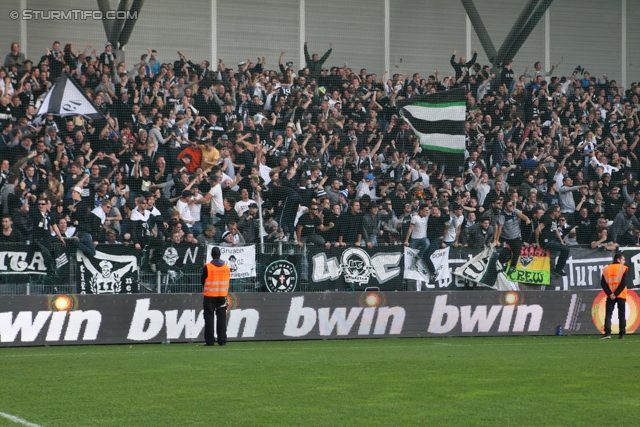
[310,246,404,291]
[1,290,637,347]
[206,245,256,279]
[76,246,140,294]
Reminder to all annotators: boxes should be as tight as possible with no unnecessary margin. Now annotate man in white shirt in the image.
[404,204,430,268]
[176,190,197,230]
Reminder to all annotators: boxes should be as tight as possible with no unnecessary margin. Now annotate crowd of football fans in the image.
[0,39,639,278]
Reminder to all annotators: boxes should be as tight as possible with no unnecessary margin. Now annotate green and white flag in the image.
[398,88,466,166]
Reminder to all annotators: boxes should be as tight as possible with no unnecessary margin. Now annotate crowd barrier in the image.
[0,290,637,347]
[0,242,639,296]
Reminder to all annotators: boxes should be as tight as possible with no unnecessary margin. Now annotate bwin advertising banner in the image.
[2,290,637,347]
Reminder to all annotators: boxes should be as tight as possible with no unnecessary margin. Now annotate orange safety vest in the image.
[203,262,231,297]
[602,263,628,300]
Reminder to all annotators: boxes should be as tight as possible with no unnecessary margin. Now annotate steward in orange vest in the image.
[600,252,629,339]
[201,246,230,346]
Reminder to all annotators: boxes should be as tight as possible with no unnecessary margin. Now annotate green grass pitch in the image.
[0,336,638,426]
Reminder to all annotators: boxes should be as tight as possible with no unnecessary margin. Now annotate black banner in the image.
[0,243,50,276]
[1,290,637,347]
[76,245,140,294]
[259,253,300,292]
[309,246,404,291]
[155,243,205,272]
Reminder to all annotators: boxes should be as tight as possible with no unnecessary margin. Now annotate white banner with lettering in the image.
[206,244,256,279]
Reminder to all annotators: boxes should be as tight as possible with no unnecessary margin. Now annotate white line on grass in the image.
[0,411,43,427]
[0,338,635,359]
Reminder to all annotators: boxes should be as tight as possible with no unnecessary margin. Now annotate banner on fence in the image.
[310,246,404,290]
[207,245,256,279]
[0,290,632,347]
[454,246,518,290]
[506,246,551,285]
[76,246,139,294]
[155,243,204,272]
[0,243,48,275]
[403,247,451,282]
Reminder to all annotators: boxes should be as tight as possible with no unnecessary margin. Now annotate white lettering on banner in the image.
[630,252,640,288]
[427,295,542,334]
[283,296,405,337]
[0,251,47,274]
[165,310,198,339]
[560,254,611,290]
[318,307,363,335]
[312,253,341,282]
[0,310,101,343]
[227,309,259,338]
[183,247,199,265]
[460,305,502,333]
[207,245,256,279]
[0,311,51,342]
[64,311,101,341]
[128,299,164,341]
[127,299,258,341]
[311,251,403,284]
[46,311,66,341]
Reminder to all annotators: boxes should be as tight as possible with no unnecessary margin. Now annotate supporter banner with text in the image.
[76,246,140,294]
[259,253,300,292]
[310,246,404,291]
[1,290,635,347]
[506,246,551,285]
[0,243,51,276]
[156,243,205,272]
[403,247,452,282]
[207,244,256,279]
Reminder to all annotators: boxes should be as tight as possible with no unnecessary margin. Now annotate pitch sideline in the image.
[0,411,43,427]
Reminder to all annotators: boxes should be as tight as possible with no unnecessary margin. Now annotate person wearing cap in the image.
[201,246,230,346]
[361,202,382,248]
[219,230,236,247]
[600,252,629,340]
[237,202,260,244]
[356,173,377,202]
[389,185,409,216]
[278,51,297,78]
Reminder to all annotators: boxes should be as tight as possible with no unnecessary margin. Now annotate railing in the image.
[0,242,633,295]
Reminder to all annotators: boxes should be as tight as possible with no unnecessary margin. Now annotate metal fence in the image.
[0,241,407,296]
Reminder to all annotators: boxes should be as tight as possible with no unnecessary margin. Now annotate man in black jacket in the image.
[450,48,478,88]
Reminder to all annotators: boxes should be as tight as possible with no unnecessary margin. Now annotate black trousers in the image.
[502,237,522,268]
[203,296,227,345]
[604,297,626,336]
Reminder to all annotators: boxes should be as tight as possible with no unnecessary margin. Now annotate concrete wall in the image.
[0,1,635,88]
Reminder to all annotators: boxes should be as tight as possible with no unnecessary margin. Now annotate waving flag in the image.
[398,88,466,166]
[36,72,104,120]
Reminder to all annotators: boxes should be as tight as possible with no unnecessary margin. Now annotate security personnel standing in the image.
[201,246,230,346]
[600,252,629,340]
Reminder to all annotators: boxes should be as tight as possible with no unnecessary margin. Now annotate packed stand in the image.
[0,40,639,280]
